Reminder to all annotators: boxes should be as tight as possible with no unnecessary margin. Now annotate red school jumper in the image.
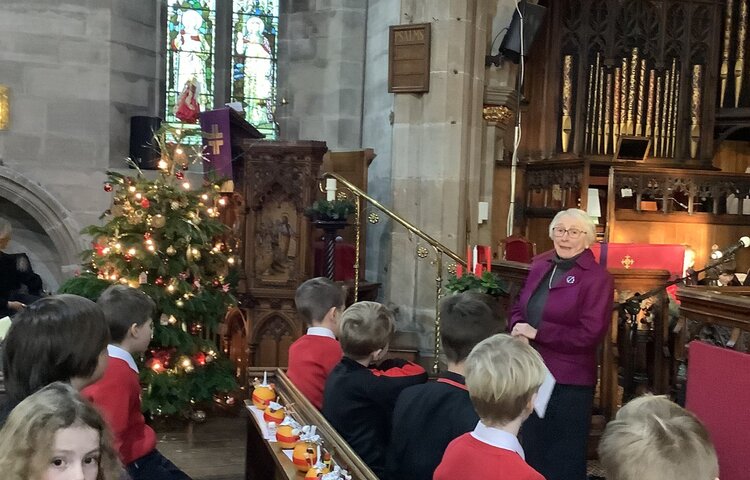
[82,346,156,465]
[286,328,343,410]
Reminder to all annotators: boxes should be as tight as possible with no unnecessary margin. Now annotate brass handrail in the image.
[320,172,467,372]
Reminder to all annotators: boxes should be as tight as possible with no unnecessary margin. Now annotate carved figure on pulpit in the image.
[255,199,299,282]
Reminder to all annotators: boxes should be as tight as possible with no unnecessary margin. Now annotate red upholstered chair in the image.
[685,341,750,480]
[499,234,536,264]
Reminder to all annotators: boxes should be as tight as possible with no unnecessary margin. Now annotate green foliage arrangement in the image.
[59,125,237,416]
[445,270,509,297]
[304,198,356,221]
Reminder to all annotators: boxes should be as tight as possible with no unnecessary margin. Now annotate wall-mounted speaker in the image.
[498,1,547,63]
[129,116,162,170]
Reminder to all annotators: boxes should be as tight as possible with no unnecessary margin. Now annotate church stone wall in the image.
[0,0,160,287]
[277,0,368,149]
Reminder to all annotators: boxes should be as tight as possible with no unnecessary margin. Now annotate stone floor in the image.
[155,410,247,480]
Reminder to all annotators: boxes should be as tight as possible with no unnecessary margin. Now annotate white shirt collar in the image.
[306,326,336,339]
[107,344,139,373]
[470,421,525,459]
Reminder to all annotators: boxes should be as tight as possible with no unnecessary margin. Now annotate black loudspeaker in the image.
[498,1,547,63]
[129,116,162,170]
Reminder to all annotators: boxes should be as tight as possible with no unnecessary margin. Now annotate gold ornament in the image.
[447,263,458,275]
[171,201,180,210]
[416,245,429,258]
[110,205,124,217]
[166,245,177,256]
[151,214,166,229]
[368,212,380,224]
[336,191,348,201]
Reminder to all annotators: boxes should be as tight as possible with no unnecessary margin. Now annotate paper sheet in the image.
[0,316,11,341]
[245,402,274,440]
[533,369,556,418]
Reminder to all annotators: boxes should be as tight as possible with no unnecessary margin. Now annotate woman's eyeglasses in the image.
[552,226,585,239]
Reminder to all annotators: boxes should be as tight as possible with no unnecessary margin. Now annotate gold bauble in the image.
[151,214,166,229]
[166,245,177,256]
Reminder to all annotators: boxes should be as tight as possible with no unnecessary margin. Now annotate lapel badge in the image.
[566,275,576,284]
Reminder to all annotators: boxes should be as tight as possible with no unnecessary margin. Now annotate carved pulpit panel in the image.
[235,140,328,368]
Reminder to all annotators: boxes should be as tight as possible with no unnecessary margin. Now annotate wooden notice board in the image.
[388,23,431,93]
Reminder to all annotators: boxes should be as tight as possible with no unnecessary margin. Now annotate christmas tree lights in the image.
[60,125,238,416]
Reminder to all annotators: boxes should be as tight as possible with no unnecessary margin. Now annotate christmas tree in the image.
[61,126,237,416]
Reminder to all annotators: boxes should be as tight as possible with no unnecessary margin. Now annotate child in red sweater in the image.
[82,285,192,480]
[286,277,346,409]
[434,334,547,480]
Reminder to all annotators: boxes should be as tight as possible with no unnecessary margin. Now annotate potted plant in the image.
[445,270,509,321]
[304,199,356,223]
[445,270,508,297]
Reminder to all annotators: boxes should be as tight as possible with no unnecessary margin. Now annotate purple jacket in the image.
[510,248,614,386]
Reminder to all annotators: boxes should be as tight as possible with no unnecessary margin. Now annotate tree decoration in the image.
[59,125,238,416]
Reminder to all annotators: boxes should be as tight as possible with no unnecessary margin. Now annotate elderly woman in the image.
[509,208,614,480]
[0,218,43,318]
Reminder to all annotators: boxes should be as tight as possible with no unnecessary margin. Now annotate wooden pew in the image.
[245,367,378,480]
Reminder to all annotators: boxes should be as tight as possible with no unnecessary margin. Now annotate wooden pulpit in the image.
[234,140,328,369]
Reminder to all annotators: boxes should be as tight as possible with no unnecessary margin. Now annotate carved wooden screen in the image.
[526,0,722,165]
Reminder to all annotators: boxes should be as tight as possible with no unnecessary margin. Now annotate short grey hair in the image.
[548,208,596,246]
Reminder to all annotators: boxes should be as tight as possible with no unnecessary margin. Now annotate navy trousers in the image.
[521,384,594,480]
[126,449,193,480]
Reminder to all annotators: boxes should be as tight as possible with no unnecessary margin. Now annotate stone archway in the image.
[0,165,83,274]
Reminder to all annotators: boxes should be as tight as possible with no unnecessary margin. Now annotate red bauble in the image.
[140,198,150,209]
[155,276,164,285]
[103,183,113,192]
[175,171,185,180]
[144,232,152,240]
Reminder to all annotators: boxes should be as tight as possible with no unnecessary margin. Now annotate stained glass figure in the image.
[166,0,216,126]
[232,0,279,138]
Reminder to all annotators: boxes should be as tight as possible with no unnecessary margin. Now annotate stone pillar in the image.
[385,0,495,356]
[277,1,368,149]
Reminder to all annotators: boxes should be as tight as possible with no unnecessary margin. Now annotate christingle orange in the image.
[263,401,285,424]
[292,426,321,472]
[275,416,302,449]
[251,371,276,409]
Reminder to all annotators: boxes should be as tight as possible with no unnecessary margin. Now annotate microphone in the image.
[711,236,750,260]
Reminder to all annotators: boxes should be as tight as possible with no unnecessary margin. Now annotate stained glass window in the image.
[166,0,216,126]
[165,0,279,138]
[231,0,279,138]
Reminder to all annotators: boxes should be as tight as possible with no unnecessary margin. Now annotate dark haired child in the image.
[387,292,504,480]
[0,294,110,427]
[323,301,427,478]
[82,285,192,480]
[286,277,346,409]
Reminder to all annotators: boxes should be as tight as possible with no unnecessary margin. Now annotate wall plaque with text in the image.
[388,23,431,93]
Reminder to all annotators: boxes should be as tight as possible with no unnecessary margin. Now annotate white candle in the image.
[325,178,337,201]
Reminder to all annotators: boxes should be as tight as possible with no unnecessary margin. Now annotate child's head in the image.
[0,382,121,480]
[338,301,394,361]
[599,395,719,480]
[440,293,504,365]
[294,277,346,331]
[96,285,155,353]
[2,294,110,404]
[464,333,546,426]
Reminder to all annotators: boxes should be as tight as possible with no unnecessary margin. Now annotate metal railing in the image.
[320,172,467,371]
